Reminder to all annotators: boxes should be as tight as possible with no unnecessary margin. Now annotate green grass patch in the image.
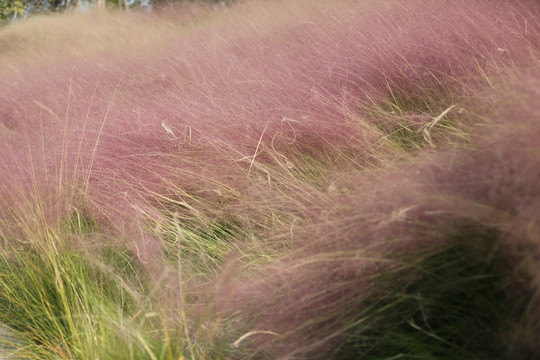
[61,207,98,235]
[0,235,202,359]
[161,211,242,274]
[332,225,531,360]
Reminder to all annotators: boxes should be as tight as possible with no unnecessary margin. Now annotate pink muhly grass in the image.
[2,0,538,228]
[227,74,540,358]
[0,0,540,358]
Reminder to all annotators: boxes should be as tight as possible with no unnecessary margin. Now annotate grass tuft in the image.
[1,0,540,358]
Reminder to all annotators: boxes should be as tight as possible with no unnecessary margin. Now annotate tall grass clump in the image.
[1,0,540,358]
[225,62,540,360]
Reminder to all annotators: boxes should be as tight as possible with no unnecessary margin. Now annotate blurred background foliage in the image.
[0,0,233,24]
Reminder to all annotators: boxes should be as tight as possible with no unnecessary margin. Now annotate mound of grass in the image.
[0,233,205,359]
[335,226,530,360]
[1,0,540,359]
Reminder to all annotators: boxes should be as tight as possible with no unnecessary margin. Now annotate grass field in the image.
[1,0,540,358]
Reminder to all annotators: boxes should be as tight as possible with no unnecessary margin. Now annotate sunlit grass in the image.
[0,0,540,358]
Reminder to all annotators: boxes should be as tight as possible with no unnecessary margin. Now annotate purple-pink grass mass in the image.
[1,0,540,358]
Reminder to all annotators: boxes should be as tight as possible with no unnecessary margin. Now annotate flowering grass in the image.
[0,0,540,358]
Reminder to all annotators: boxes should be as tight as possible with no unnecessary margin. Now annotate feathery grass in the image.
[1,0,540,358]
